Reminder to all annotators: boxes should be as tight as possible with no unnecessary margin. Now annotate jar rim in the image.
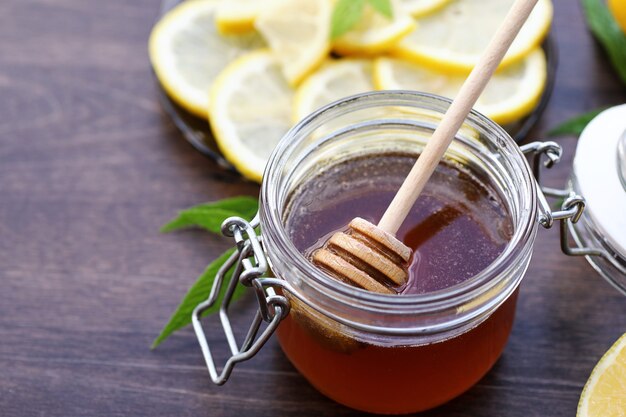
[260,91,538,317]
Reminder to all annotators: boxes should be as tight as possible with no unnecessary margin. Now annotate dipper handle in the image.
[377,0,540,235]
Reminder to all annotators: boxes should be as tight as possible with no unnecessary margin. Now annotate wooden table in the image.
[1,1,625,415]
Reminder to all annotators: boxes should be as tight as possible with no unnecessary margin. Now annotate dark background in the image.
[1,0,625,416]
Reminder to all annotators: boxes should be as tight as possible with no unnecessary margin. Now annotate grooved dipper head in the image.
[311,217,411,294]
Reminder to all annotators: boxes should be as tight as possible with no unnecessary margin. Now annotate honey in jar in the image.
[253,92,542,415]
[277,152,516,413]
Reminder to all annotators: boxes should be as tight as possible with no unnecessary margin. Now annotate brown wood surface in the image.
[1,0,625,416]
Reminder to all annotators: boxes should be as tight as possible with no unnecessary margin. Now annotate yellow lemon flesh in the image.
[400,0,452,17]
[209,50,294,183]
[374,49,547,125]
[577,333,626,417]
[394,0,553,73]
[215,0,262,34]
[333,0,416,56]
[149,0,263,118]
[293,59,375,122]
[255,0,332,86]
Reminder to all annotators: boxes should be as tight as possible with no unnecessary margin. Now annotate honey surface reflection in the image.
[278,153,517,413]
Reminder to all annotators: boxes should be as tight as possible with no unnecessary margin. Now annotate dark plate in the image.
[155,0,558,173]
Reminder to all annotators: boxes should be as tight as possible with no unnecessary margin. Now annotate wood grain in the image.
[0,0,625,416]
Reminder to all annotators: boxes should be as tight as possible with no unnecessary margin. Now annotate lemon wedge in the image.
[293,59,375,122]
[334,0,416,56]
[374,48,547,125]
[209,50,294,183]
[255,0,332,86]
[215,0,262,34]
[394,0,553,73]
[577,333,626,417]
[149,0,264,118]
[400,0,451,17]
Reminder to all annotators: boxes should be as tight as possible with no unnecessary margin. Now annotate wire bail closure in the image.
[192,215,290,385]
[521,141,605,257]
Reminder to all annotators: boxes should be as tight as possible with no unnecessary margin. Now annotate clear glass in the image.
[568,174,626,295]
[259,91,539,413]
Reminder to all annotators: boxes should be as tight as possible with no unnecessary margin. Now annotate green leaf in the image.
[367,0,392,18]
[547,108,606,137]
[160,196,258,233]
[581,0,626,86]
[151,248,246,348]
[153,196,261,348]
[331,0,366,39]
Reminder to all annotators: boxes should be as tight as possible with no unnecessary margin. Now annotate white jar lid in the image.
[574,105,626,258]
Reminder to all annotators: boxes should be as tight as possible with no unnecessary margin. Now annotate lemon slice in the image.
[293,59,375,122]
[209,50,294,183]
[394,0,553,73]
[255,0,332,86]
[400,0,451,17]
[149,0,264,118]
[374,48,547,125]
[215,0,262,34]
[577,333,626,417]
[334,1,416,56]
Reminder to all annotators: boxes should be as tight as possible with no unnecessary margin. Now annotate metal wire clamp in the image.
[192,215,289,385]
[521,141,604,257]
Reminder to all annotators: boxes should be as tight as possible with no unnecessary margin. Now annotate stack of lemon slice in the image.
[149,0,553,182]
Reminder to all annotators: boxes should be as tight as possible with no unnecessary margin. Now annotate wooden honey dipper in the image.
[312,0,540,294]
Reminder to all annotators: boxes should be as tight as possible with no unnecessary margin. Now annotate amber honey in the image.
[278,291,517,413]
[277,152,516,413]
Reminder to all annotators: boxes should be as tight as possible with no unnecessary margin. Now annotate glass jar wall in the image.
[259,91,539,414]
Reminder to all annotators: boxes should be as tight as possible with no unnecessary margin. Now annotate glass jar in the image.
[191,91,591,414]
[564,105,626,294]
